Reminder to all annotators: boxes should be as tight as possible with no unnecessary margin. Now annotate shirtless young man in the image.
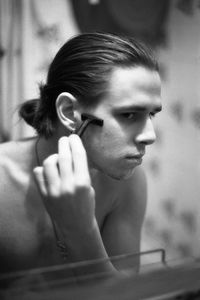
[0,33,162,276]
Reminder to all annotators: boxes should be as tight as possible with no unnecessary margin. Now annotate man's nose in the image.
[135,117,156,146]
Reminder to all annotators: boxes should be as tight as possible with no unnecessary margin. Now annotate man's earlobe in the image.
[56,92,78,132]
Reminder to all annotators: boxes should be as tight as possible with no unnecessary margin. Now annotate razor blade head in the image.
[81,113,104,126]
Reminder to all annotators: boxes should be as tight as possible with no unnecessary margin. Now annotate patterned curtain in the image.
[0,0,79,139]
[0,0,23,140]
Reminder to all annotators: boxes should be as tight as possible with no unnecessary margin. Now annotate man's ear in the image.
[56,92,79,132]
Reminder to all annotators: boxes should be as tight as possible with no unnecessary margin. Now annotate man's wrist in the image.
[61,217,99,242]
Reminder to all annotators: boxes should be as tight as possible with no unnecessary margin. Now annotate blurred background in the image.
[0,0,200,265]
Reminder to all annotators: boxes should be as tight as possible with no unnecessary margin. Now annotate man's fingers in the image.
[58,137,74,186]
[33,166,48,196]
[69,134,91,185]
[43,154,60,196]
[34,135,91,198]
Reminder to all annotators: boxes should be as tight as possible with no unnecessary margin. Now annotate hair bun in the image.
[19,98,39,128]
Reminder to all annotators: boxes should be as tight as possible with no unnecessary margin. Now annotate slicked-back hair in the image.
[19,32,159,138]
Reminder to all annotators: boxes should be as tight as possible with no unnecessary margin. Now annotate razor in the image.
[75,113,104,137]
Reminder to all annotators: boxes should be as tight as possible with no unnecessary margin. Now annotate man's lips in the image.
[125,152,145,165]
[125,152,145,159]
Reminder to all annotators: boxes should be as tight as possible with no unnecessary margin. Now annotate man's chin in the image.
[89,161,137,181]
[106,167,137,181]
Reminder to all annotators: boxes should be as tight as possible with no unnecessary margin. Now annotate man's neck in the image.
[35,135,59,166]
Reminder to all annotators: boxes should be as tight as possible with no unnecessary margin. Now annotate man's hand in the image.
[33,135,118,275]
[33,135,96,236]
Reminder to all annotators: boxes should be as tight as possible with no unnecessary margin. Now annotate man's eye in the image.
[121,112,137,120]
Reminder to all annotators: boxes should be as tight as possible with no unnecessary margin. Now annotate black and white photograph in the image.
[0,0,200,299]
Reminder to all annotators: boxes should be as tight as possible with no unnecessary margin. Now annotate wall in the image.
[142,0,200,263]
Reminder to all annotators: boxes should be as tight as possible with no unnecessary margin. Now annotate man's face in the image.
[81,66,162,180]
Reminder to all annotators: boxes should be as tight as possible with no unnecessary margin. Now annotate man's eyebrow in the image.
[113,104,162,112]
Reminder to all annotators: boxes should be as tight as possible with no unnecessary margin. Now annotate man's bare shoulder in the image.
[0,137,35,157]
[0,138,36,201]
[0,140,20,179]
[0,140,17,162]
[0,138,35,171]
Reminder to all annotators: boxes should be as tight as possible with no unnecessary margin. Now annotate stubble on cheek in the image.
[83,120,126,170]
[100,131,123,158]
